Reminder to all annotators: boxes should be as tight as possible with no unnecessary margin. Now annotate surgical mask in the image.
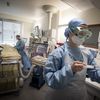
[72,27,92,40]
[71,35,85,46]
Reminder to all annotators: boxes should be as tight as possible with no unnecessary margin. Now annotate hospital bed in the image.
[0,45,23,94]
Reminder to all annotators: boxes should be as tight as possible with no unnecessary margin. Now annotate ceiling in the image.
[0,0,100,21]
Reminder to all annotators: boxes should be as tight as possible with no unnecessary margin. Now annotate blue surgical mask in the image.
[71,35,85,46]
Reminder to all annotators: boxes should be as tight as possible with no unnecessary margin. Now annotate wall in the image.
[51,12,59,29]
[51,12,59,42]
[79,8,100,24]
[59,8,79,25]
[22,22,33,46]
[58,8,100,25]
[0,13,33,23]
[34,14,48,31]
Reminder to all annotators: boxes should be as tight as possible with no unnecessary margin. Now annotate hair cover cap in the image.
[64,18,86,38]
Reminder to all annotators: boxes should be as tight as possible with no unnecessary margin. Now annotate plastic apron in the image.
[45,47,89,100]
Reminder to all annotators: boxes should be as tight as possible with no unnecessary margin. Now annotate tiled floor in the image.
[0,77,48,100]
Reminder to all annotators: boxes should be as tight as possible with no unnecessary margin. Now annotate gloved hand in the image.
[71,61,86,73]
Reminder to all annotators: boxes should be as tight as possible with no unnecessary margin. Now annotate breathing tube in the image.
[18,61,35,79]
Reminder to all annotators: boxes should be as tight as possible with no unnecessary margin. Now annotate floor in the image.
[0,77,48,100]
[0,77,99,100]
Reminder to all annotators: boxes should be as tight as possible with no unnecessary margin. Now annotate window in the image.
[0,19,21,46]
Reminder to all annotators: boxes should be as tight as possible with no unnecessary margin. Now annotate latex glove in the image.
[71,61,86,73]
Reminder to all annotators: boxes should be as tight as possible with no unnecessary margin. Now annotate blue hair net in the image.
[64,28,72,37]
[64,18,86,38]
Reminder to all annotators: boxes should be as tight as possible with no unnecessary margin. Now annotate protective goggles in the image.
[73,27,92,40]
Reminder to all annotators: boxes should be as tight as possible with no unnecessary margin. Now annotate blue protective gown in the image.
[44,42,100,100]
[15,39,31,70]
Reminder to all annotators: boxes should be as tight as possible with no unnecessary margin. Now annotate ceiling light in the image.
[42,5,58,13]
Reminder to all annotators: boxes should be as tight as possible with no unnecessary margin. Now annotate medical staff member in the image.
[15,35,31,71]
[44,19,100,100]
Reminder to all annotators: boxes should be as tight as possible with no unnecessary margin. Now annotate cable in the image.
[18,61,35,79]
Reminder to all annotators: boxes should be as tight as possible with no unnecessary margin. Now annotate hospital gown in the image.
[44,42,100,100]
[15,39,31,70]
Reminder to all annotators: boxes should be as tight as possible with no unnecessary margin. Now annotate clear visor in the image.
[74,27,92,40]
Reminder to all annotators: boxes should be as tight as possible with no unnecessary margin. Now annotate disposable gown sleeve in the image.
[87,50,100,83]
[44,52,74,89]
[15,40,25,51]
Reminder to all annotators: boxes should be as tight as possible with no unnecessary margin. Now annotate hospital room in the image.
[0,0,100,100]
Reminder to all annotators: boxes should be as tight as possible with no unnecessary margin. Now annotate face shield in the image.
[73,26,93,40]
